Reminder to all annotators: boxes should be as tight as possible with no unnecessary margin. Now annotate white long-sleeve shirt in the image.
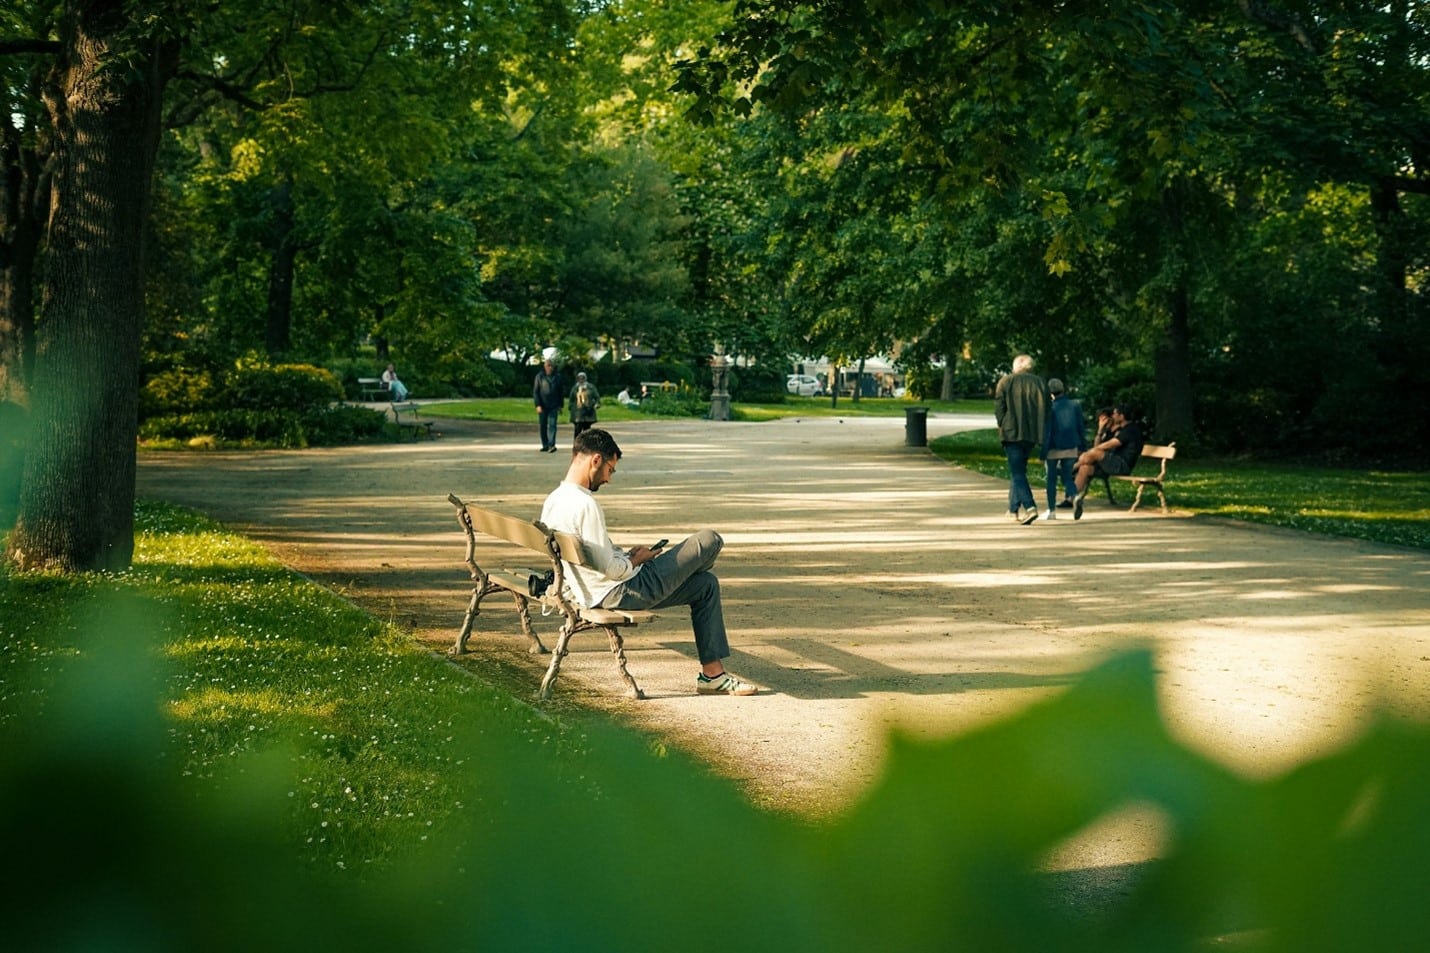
[539,480,640,608]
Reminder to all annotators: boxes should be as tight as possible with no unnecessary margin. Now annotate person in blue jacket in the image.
[1041,378,1086,519]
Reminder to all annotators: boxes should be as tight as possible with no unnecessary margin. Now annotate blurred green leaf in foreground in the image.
[3,603,1427,952]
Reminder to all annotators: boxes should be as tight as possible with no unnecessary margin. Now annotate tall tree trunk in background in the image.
[1153,184,1195,443]
[1369,177,1415,350]
[0,101,49,407]
[264,175,297,356]
[1154,282,1194,443]
[0,226,41,406]
[6,1,176,571]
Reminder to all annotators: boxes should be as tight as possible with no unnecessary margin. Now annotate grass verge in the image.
[933,429,1430,551]
[418,395,989,423]
[0,500,593,873]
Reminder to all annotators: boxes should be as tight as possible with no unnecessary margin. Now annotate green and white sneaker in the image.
[696,671,758,696]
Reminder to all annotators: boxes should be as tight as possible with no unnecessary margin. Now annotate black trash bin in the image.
[904,406,928,447]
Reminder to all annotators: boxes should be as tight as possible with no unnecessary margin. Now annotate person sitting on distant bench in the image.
[1071,404,1143,520]
[381,363,409,401]
[616,387,638,406]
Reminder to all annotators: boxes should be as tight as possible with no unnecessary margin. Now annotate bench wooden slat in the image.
[580,607,657,625]
[461,504,589,565]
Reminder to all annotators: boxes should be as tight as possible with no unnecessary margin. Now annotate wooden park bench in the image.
[358,377,388,401]
[390,401,435,439]
[1098,442,1177,513]
[447,494,657,700]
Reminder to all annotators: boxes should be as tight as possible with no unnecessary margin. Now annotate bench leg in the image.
[602,625,645,700]
[452,587,487,654]
[538,621,579,700]
[1101,476,1116,505]
[511,591,548,654]
[1156,484,1168,513]
[1129,483,1146,513]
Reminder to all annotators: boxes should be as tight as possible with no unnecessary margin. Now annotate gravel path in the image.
[138,413,1430,883]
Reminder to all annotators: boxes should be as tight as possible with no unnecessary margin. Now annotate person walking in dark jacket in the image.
[533,358,564,452]
[993,354,1049,524]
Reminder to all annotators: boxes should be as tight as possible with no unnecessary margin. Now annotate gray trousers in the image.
[615,529,729,664]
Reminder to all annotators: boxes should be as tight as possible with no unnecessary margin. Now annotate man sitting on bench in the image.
[539,428,758,695]
[1071,404,1144,520]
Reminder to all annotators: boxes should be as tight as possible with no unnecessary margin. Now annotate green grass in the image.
[0,501,592,873]
[933,429,1430,551]
[731,396,991,420]
[418,395,991,423]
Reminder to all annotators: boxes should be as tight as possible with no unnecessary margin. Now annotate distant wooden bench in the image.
[390,401,435,439]
[447,495,657,700]
[358,377,388,401]
[1099,442,1177,513]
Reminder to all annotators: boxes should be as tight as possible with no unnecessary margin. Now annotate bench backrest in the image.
[1141,443,1176,461]
[449,496,590,566]
[1138,442,1175,479]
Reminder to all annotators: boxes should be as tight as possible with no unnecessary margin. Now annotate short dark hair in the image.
[573,427,621,460]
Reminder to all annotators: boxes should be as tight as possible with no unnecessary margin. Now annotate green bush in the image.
[223,360,343,413]
[637,387,706,417]
[138,405,386,448]
[728,364,786,403]
[467,358,519,398]
[1076,361,1156,431]
[139,409,306,446]
[140,367,220,417]
[302,404,389,443]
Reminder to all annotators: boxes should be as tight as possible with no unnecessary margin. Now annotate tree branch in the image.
[0,39,62,57]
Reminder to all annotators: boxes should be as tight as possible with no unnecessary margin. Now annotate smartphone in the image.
[650,539,668,551]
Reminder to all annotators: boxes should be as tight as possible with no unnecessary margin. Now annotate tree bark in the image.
[1154,282,1195,443]
[1152,184,1195,444]
[6,1,176,572]
[264,176,297,356]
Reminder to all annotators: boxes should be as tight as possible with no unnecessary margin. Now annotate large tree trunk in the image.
[1154,282,1194,443]
[6,2,175,572]
[1152,184,1195,444]
[264,176,297,356]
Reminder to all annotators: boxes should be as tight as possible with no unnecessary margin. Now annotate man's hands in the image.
[627,540,666,566]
